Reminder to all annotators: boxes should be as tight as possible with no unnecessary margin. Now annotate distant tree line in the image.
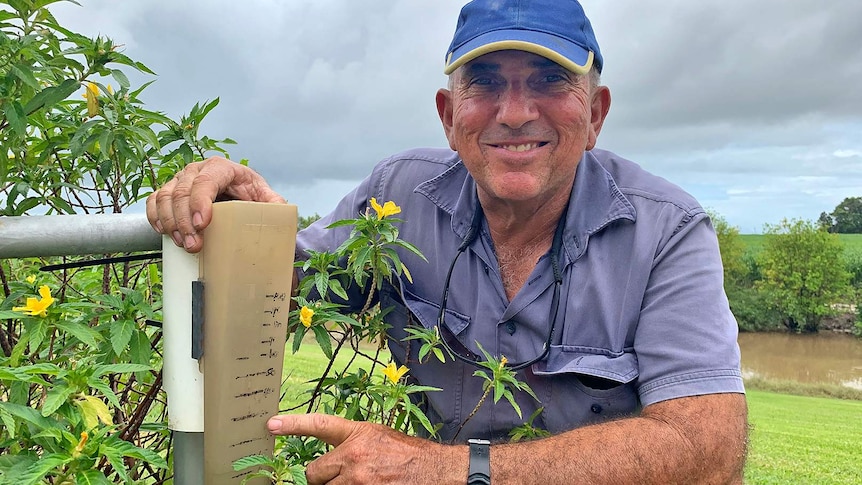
[711,211,861,336]
[818,196,862,233]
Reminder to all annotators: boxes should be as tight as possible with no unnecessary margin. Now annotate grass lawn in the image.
[280,346,862,483]
[744,390,862,484]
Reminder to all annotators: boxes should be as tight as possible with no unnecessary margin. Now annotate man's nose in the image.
[495,85,539,129]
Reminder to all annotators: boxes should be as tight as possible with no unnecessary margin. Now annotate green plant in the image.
[0,0,237,482]
[756,219,852,333]
[234,199,541,483]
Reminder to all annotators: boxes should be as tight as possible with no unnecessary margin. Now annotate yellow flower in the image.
[500,356,508,368]
[74,431,88,453]
[299,306,314,328]
[13,285,55,317]
[382,362,408,384]
[83,82,99,116]
[26,275,36,284]
[370,198,401,219]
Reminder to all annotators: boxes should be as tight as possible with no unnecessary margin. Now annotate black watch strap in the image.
[467,438,491,485]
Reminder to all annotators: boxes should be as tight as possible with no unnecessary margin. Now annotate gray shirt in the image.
[296,147,744,443]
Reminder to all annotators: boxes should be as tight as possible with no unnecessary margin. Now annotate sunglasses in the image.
[436,204,565,371]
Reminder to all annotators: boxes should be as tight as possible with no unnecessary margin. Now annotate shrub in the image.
[756,219,852,333]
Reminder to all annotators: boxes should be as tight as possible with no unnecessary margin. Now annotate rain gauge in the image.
[163,201,297,484]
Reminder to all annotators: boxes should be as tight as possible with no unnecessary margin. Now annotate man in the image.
[148,1,748,483]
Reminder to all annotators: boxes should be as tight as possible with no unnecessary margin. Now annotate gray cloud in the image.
[52,0,862,230]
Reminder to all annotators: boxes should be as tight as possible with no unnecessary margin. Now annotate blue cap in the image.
[444,0,603,75]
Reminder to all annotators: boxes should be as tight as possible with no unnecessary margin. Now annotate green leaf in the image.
[0,401,57,430]
[17,452,72,485]
[0,310,24,319]
[4,101,27,137]
[0,406,16,439]
[0,153,7,185]
[86,379,121,408]
[232,454,271,471]
[54,320,102,348]
[10,64,40,90]
[69,119,101,157]
[98,443,131,483]
[110,69,130,88]
[312,325,332,359]
[109,319,135,356]
[16,362,62,376]
[93,363,152,376]
[291,324,307,354]
[104,437,167,468]
[129,329,152,367]
[125,124,160,150]
[290,464,309,485]
[76,469,113,485]
[328,278,348,301]
[41,382,75,416]
[24,79,81,115]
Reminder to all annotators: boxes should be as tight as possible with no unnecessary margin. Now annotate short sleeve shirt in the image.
[296,147,744,443]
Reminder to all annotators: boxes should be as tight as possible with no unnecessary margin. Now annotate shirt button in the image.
[505,320,517,335]
[590,404,603,414]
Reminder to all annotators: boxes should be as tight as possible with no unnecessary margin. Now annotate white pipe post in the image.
[161,237,205,485]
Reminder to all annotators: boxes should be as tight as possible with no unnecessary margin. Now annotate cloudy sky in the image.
[52,0,862,233]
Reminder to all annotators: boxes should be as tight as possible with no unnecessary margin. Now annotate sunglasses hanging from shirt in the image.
[436,201,566,371]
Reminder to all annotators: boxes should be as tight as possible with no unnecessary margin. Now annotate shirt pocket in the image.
[531,346,641,432]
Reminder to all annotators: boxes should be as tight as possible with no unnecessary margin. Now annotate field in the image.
[745,390,862,484]
[740,233,862,255]
[281,346,862,484]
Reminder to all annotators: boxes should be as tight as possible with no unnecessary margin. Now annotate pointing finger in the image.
[267,413,358,447]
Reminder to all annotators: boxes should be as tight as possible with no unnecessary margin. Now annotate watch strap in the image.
[467,439,491,485]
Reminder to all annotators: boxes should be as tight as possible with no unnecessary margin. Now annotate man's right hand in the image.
[146,156,286,253]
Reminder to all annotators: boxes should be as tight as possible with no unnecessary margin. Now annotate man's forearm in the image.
[488,393,748,485]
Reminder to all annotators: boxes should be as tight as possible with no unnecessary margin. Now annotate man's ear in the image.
[586,85,611,151]
[436,88,457,151]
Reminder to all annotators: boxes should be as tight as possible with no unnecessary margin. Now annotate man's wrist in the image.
[467,438,491,485]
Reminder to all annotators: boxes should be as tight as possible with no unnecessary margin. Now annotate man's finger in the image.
[267,413,357,447]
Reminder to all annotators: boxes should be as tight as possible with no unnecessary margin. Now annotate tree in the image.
[830,197,862,233]
[817,211,834,232]
[756,219,851,332]
[707,210,746,286]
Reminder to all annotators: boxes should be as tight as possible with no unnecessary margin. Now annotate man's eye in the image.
[543,74,566,83]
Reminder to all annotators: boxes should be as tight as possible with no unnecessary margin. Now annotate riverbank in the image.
[743,376,862,401]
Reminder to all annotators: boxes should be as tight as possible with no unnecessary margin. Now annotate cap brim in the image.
[444,29,593,75]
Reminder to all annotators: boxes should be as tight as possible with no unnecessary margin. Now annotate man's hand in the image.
[146,156,286,252]
[266,413,466,485]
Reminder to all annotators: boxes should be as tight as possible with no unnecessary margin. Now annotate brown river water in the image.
[737,332,862,390]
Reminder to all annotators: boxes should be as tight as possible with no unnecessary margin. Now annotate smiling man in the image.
[148,1,747,483]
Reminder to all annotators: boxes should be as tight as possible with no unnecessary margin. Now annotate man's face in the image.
[436,50,610,209]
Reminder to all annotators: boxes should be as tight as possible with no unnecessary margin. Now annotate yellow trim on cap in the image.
[444,40,594,75]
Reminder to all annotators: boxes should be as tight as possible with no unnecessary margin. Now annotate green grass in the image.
[745,390,862,484]
[280,345,862,483]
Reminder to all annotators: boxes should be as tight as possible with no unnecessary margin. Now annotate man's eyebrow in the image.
[530,58,563,69]
[462,62,500,75]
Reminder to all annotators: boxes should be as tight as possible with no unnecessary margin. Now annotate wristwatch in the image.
[467,438,491,485]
